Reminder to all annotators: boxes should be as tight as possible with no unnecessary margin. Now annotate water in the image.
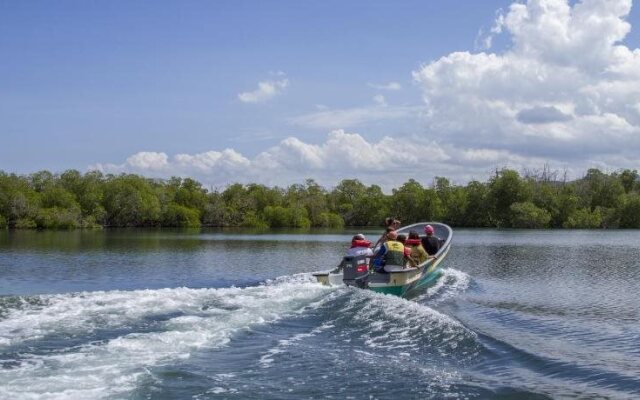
[0,229,638,399]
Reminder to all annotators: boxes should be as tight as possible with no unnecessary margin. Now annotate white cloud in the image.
[413,0,640,172]
[90,130,450,190]
[125,152,169,171]
[238,78,289,103]
[367,82,402,90]
[475,8,506,50]
[289,104,420,130]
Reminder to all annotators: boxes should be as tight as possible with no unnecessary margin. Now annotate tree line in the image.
[0,167,639,229]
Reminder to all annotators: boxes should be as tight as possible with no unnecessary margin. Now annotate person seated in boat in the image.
[374,218,401,248]
[346,233,374,257]
[406,230,430,265]
[421,225,440,257]
[397,234,418,268]
[372,230,414,273]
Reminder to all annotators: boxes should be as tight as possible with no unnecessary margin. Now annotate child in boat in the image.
[397,234,417,268]
[406,230,429,265]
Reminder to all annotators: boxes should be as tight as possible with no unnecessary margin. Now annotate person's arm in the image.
[404,247,417,268]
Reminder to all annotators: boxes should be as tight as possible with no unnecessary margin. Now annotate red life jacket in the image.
[351,239,372,248]
[405,239,421,246]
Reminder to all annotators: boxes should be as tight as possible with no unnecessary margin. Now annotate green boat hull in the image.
[368,258,446,297]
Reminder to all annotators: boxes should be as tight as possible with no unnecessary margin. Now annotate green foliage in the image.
[170,177,208,211]
[0,172,39,226]
[435,177,468,226]
[35,207,81,229]
[29,170,55,192]
[554,187,579,228]
[263,205,311,228]
[328,180,389,226]
[617,169,638,194]
[240,211,269,229]
[263,206,290,228]
[598,206,620,229]
[463,181,491,227]
[40,187,79,209]
[14,218,37,229]
[162,203,201,227]
[619,194,640,228]
[563,208,602,229]
[509,202,551,228]
[1,167,639,230]
[359,185,390,226]
[103,175,161,226]
[202,192,228,226]
[289,206,311,228]
[578,168,625,210]
[316,212,344,228]
[488,169,532,227]
[330,179,368,225]
[391,179,433,224]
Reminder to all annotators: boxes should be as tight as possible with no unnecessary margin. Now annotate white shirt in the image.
[346,246,374,257]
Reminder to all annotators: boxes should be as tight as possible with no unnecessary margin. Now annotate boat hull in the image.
[368,242,450,297]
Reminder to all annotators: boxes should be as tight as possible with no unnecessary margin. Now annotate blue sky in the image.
[2,0,640,188]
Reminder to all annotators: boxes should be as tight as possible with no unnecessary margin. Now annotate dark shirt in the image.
[421,236,440,255]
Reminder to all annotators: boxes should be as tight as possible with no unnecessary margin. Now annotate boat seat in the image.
[383,265,405,273]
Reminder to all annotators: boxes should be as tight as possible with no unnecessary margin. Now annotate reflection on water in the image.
[0,228,376,295]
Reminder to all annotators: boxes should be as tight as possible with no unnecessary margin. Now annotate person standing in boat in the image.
[406,230,429,265]
[421,225,440,257]
[346,234,374,257]
[372,230,413,272]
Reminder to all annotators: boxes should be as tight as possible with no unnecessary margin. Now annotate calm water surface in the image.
[0,229,638,399]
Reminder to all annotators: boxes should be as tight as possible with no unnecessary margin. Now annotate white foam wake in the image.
[415,268,471,304]
[0,274,333,399]
[349,288,475,353]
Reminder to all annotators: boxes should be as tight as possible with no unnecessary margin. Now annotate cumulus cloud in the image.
[125,152,169,171]
[368,82,402,90]
[413,0,640,172]
[90,130,450,189]
[238,78,289,103]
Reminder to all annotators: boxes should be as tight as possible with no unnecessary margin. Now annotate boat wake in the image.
[0,270,477,399]
[0,274,334,399]
[414,267,471,304]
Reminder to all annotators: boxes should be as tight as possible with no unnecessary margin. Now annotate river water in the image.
[0,229,638,399]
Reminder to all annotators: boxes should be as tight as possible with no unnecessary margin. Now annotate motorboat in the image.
[313,222,452,297]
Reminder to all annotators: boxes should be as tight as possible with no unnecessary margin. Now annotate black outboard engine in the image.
[342,254,371,288]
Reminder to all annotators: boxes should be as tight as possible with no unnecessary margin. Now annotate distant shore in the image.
[1,167,639,230]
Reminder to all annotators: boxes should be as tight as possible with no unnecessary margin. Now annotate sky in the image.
[1,0,640,190]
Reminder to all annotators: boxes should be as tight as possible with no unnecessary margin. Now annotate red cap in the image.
[424,225,434,234]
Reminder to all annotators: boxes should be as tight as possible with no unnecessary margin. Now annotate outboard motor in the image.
[342,254,371,288]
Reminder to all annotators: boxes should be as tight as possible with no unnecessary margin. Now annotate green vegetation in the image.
[0,168,638,229]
